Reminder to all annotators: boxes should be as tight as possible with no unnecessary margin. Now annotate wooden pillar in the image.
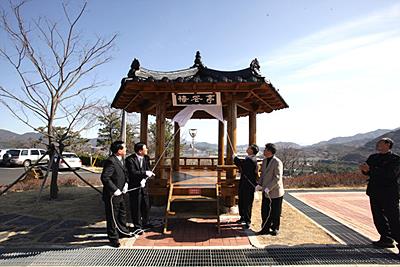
[155,95,166,179]
[225,98,237,207]
[249,111,257,145]
[226,98,237,178]
[173,122,180,171]
[140,112,148,144]
[120,110,127,143]
[218,121,225,165]
[226,99,237,166]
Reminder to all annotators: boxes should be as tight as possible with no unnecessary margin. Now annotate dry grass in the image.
[0,186,105,222]
[249,192,338,246]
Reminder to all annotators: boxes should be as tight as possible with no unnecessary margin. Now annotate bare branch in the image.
[1,1,116,199]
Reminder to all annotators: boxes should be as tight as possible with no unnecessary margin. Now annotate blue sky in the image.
[0,0,399,145]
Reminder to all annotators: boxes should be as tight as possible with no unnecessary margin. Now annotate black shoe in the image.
[120,232,135,238]
[372,239,395,248]
[235,218,245,224]
[143,223,155,229]
[270,229,280,236]
[109,240,120,248]
[243,223,250,229]
[132,227,144,235]
[256,230,269,235]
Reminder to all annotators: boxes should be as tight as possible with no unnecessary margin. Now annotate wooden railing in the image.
[151,156,220,170]
[178,157,218,169]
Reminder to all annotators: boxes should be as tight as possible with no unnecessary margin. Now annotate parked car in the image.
[57,152,82,170]
[2,148,49,167]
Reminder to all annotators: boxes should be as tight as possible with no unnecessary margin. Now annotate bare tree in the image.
[277,145,304,176]
[0,1,116,199]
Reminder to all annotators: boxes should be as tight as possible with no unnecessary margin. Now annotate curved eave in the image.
[112,79,288,119]
[133,66,199,81]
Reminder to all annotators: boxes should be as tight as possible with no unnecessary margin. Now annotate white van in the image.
[2,148,49,167]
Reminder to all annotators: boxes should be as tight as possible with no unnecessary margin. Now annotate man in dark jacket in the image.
[100,141,131,248]
[234,144,259,228]
[126,142,155,230]
[360,138,400,250]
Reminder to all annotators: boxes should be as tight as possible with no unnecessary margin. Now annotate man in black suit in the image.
[360,138,400,250]
[233,144,259,229]
[101,141,131,247]
[126,142,155,229]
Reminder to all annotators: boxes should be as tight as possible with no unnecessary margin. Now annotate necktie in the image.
[139,158,143,168]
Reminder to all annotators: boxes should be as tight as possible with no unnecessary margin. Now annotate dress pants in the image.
[369,195,400,243]
[104,194,129,241]
[238,182,255,223]
[130,188,150,227]
[261,194,283,232]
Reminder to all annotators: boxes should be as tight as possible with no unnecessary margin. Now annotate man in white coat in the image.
[255,143,284,235]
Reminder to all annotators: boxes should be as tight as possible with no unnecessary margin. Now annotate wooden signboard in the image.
[172,92,221,106]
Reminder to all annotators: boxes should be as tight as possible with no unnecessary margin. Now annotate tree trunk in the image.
[49,148,59,199]
[48,106,58,199]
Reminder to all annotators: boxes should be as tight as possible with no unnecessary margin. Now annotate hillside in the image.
[342,128,400,162]
[0,129,42,148]
[311,129,391,148]
[2,127,399,162]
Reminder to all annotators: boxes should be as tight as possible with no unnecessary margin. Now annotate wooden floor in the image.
[172,169,222,185]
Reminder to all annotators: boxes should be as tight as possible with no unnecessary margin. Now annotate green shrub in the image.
[77,153,107,167]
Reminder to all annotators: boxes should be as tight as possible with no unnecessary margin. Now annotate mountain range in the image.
[1,127,400,162]
[0,129,43,148]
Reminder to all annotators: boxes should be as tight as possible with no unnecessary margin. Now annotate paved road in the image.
[0,166,100,186]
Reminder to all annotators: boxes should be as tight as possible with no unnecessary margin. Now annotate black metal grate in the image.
[284,192,372,245]
[1,247,399,266]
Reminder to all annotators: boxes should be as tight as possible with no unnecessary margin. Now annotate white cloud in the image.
[251,3,400,145]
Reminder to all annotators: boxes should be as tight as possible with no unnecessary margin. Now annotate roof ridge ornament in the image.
[127,58,140,77]
[192,51,205,68]
[250,58,261,75]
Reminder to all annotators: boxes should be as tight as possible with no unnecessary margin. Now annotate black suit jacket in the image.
[125,154,151,189]
[101,155,129,199]
[365,152,400,198]
[234,156,258,189]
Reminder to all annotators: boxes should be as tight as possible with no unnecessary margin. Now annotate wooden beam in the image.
[251,91,273,110]
[249,111,257,145]
[123,93,141,110]
[225,96,237,207]
[173,122,180,171]
[155,94,166,179]
[237,103,250,112]
[226,96,237,176]
[140,112,148,144]
[218,121,225,165]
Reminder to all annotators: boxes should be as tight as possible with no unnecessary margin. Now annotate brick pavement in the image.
[291,191,379,241]
[132,218,249,248]
[0,211,249,248]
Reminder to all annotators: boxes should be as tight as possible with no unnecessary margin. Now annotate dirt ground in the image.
[248,192,338,246]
